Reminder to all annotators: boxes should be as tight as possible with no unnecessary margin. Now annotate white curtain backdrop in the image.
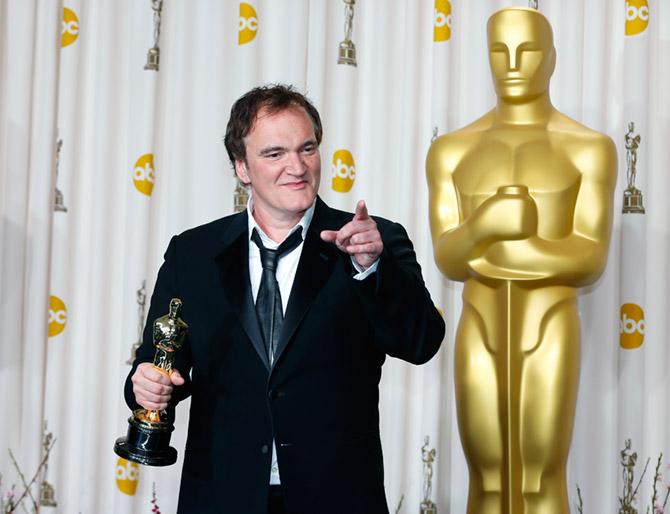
[1,0,669,512]
[0,0,60,504]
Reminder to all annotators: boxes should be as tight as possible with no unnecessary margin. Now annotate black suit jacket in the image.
[125,197,445,514]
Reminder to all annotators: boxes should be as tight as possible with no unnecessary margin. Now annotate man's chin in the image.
[291,188,316,204]
[293,198,316,212]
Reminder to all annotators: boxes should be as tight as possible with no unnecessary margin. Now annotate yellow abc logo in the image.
[434,0,452,42]
[115,458,139,496]
[239,3,258,45]
[133,153,155,196]
[61,7,80,48]
[625,0,649,35]
[48,295,67,337]
[619,303,645,349]
[331,149,356,193]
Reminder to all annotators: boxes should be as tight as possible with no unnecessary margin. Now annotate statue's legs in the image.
[455,297,579,514]
[519,299,579,513]
[455,303,505,514]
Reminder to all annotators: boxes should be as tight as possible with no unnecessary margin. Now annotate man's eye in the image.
[266,152,281,159]
[303,146,316,154]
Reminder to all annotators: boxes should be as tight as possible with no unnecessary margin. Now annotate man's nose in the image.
[285,152,306,174]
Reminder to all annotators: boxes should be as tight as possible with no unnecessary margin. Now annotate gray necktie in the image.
[251,227,303,364]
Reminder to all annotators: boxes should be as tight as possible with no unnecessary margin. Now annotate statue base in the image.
[623,188,645,214]
[114,411,177,466]
[54,188,67,212]
[420,500,437,514]
[337,40,357,66]
[144,47,160,71]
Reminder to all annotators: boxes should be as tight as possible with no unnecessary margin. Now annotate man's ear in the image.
[234,159,250,185]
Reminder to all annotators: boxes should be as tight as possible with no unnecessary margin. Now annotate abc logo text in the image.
[133,154,155,196]
[48,295,67,337]
[625,0,649,36]
[331,149,356,193]
[434,0,452,42]
[116,458,139,496]
[619,302,645,349]
[239,3,258,45]
[62,7,79,47]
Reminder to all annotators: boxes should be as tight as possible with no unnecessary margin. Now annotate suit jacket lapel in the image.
[214,213,270,371]
[273,199,340,367]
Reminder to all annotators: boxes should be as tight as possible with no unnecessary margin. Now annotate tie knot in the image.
[251,228,303,272]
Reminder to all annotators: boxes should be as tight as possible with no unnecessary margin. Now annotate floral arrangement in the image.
[1,481,17,514]
[151,482,162,514]
[0,427,56,514]
[575,439,670,514]
[0,447,54,513]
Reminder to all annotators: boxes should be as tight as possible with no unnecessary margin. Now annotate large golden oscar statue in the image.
[426,8,616,513]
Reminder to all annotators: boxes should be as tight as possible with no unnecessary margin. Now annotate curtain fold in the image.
[0,0,60,498]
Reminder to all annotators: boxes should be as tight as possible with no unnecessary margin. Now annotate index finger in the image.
[139,363,172,384]
[354,200,369,221]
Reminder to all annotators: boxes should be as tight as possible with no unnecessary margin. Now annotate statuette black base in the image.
[114,412,177,466]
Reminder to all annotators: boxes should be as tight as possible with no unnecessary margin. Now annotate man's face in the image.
[235,106,321,224]
[487,9,555,101]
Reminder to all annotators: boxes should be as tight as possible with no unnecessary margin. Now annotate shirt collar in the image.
[246,193,316,249]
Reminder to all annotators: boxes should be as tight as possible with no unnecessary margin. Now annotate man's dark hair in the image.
[224,84,323,165]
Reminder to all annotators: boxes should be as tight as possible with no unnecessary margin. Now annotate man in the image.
[126,84,445,514]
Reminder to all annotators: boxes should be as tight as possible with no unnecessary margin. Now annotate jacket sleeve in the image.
[352,220,445,364]
[123,236,193,413]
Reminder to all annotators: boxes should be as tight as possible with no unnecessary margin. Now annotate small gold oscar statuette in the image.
[39,423,57,507]
[420,436,437,514]
[126,281,147,365]
[623,121,645,214]
[144,0,163,71]
[114,298,188,466]
[54,138,68,213]
[337,0,357,66]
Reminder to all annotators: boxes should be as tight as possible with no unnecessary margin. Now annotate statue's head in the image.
[628,121,635,132]
[169,298,182,318]
[487,8,555,101]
